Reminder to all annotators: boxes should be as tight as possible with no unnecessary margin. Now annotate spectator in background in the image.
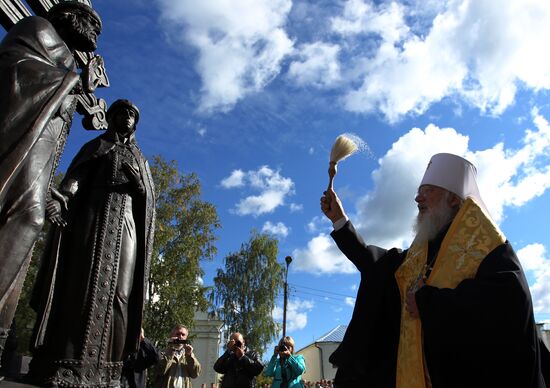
[264,336,305,388]
[121,328,159,388]
[153,325,201,388]
[213,332,263,388]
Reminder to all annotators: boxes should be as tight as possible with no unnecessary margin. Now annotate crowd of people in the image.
[122,326,306,388]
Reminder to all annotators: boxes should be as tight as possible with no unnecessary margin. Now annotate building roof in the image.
[316,325,347,343]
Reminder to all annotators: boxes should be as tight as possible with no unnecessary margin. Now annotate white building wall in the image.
[297,342,339,383]
[191,310,223,388]
[298,345,321,382]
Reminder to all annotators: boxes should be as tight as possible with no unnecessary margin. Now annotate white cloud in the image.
[157,0,294,112]
[306,216,331,234]
[262,221,290,238]
[354,113,550,248]
[288,42,342,88]
[221,166,295,216]
[220,170,246,188]
[290,203,303,213]
[273,299,315,332]
[517,243,550,313]
[295,111,550,274]
[345,297,356,307]
[336,0,550,122]
[235,191,284,216]
[157,0,550,120]
[292,234,357,275]
[331,0,409,42]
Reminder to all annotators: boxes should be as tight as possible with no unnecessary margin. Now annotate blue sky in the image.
[6,0,550,353]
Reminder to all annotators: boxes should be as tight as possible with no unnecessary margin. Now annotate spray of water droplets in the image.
[340,132,374,159]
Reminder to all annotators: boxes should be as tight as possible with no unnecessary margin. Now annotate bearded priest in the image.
[321,153,550,388]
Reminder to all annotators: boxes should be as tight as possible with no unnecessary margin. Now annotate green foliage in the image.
[256,373,274,387]
[144,156,220,345]
[211,231,284,356]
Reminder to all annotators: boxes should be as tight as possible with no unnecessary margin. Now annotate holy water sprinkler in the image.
[328,134,360,190]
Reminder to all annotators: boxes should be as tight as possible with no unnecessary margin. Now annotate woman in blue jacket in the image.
[264,336,306,388]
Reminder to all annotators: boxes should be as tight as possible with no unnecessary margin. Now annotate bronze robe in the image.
[0,16,79,334]
[30,131,155,387]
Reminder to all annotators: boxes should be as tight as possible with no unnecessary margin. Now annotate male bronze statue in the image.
[28,99,156,387]
[0,1,102,361]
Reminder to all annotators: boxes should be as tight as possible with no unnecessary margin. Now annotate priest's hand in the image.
[320,188,346,223]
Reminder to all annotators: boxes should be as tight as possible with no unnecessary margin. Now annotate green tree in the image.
[211,231,284,356]
[144,156,220,345]
[256,373,274,387]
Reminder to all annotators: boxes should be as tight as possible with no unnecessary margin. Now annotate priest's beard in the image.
[414,194,455,243]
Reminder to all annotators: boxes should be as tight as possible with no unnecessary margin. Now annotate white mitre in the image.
[420,153,488,213]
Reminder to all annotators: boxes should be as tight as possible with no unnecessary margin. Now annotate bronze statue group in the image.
[0,2,154,386]
[0,1,549,387]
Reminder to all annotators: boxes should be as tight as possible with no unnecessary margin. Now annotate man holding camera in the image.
[153,325,201,388]
[213,332,264,388]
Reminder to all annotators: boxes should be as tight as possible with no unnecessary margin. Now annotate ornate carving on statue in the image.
[49,360,123,387]
[75,52,110,130]
[77,93,108,130]
[80,52,110,90]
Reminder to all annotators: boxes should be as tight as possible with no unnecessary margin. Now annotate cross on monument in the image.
[0,0,110,130]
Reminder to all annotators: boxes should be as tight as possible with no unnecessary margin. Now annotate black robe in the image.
[330,221,549,388]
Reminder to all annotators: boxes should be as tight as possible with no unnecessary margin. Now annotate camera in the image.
[170,338,190,345]
[279,344,288,352]
[234,340,243,348]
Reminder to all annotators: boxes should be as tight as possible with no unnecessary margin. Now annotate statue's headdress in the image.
[106,99,140,126]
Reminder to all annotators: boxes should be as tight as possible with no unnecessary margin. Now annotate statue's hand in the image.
[46,199,67,227]
[122,162,145,195]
